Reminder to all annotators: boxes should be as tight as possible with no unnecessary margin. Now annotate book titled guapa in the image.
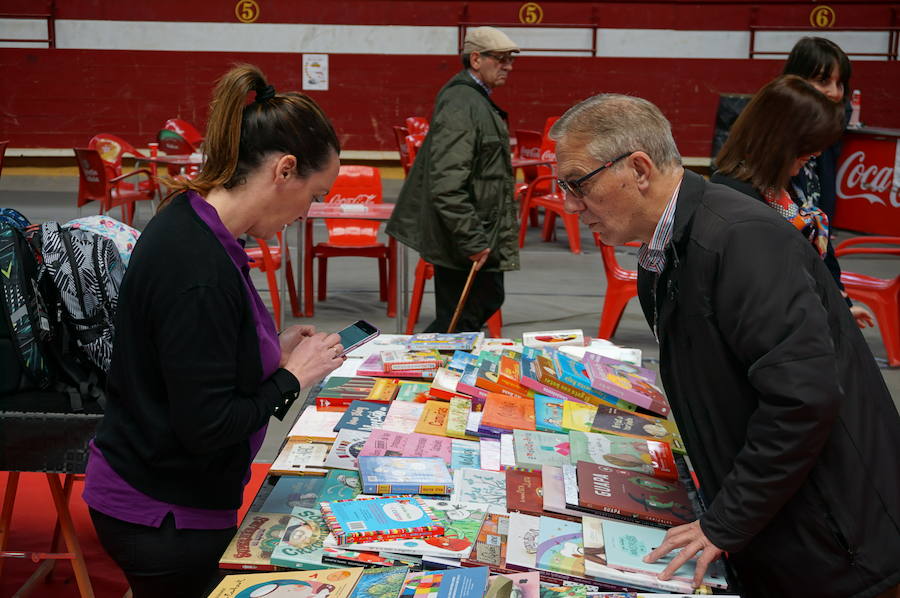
[219,512,292,570]
[319,495,444,545]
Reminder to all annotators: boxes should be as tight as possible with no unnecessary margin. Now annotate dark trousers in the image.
[89,508,234,598]
[424,264,504,333]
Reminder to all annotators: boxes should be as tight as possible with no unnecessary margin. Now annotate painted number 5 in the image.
[235,0,260,23]
[519,2,544,24]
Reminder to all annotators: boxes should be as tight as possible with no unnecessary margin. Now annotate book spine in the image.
[219,561,277,571]
[519,374,571,401]
[342,525,445,545]
[362,482,453,495]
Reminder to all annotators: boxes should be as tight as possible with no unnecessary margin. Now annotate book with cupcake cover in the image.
[414,400,451,437]
[288,406,344,442]
[270,507,337,570]
[567,431,677,482]
[219,512,292,570]
[206,567,364,598]
[318,469,362,502]
[357,456,453,495]
[590,405,684,454]
[382,401,426,434]
[401,566,490,598]
[504,512,541,571]
[561,400,597,433]
[600,519,728,588]
[328,499,489,560]
[512,429,571,470]
[575,462,694,529]
[534,394,567,433]
[358,352,437,378]
[381,349,444,372]
[270,440,329,476]
[395,381,432,403]
[463,512,511,571]
[347,566,409,598]
[450,467,506,505]
[446,396,477,440]
[323,429,371,470]
[319,496,444,545]
[505,468,543,516]
[408,332,482,352]
[480,392,536,435]
[582,354,669,417]
[259,475,326,512]
[333,400,390,433]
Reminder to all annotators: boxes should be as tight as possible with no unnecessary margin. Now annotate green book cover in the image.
[318,469,362,502]
[512,429,572,470]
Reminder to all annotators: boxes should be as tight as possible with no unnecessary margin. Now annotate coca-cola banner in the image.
[835,132,900,235]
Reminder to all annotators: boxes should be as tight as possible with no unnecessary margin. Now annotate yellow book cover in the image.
[562,400,598,432]
[414,400,451,437]
[365,378,400,403]
[207,567,364,598]
[446,396,478,440]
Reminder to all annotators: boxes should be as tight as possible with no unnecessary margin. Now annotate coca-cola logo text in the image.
[329,193,377,205]
[836,150,899,208]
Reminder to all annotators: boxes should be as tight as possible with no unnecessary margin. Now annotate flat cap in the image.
[463,26,520,54]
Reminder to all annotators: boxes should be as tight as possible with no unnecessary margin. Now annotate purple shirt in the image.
[83,191,281,529]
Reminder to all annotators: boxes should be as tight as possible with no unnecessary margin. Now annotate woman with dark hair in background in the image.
[712,74,874,328]
[83,64,345,598]
[782,36,852,222]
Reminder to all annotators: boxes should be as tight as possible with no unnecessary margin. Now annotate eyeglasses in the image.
[557,152,634,199]
[312,193,324,203]
[479,52,516,65]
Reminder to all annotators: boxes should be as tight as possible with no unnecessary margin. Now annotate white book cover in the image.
[270,440,329,475]
[479,438,501,472]
[288,406,343,441]
[381,401,425,434]
[522,329,585,349]
[499,434,516,470]
[465,411,483,437]
[322,429,370,470]
[450,468,506,505]
[505,512,541,570]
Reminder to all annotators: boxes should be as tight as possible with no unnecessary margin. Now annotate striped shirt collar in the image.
[638,177,683,273]
[467,70,492,95]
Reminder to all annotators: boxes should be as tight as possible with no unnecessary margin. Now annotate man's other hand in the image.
[469,248,491,271]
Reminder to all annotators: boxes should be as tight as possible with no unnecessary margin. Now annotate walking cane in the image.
[447,260,480,333]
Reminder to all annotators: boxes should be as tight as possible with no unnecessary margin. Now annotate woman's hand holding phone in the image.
[283,332,344,389]
[278,324,317,367]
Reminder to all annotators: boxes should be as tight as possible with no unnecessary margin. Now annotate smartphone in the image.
[336,320,380,356]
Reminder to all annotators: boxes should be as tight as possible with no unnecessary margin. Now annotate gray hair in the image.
[549,94,682,171]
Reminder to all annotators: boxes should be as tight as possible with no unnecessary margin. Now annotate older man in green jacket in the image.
[386,26,520,333]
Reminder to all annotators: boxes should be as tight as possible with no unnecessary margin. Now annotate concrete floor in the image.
[2,173,897,462]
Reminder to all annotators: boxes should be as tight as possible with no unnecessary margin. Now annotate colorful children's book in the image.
[464,512,510,570]
[382,401,426,434]
[540,585,589,598]
[448,350,480,372]
[504,512,541,570]
[450,439,481,471]
[601,519,728,588]
[562,400,598,433]
[316,376,379,411]
[512,429,571,470]
[401,566,490,598]
[324,429,371,470]
[395,381,432,403]
[359,429,411,458]
[348,566,409,598]
[321,547,407,570]
[480,393,536,435]
[576,462,694,528]
[534,394,567,432]
[567,431,677,481]
[288,406,344,442]
[403,432,452,465]
[446,396,477,440]
[553,351,629,409]
[450,467,506,505]
[270,507,336,569]
[357,456,453,495]
[497,353,534,396]
[358,352,437,378]
[530,353,609,405]
[456,363,491,403]
[318,469,362,502]
[505,469,543,516]
[414,400,451,436]
[333,400,390,433]
[522,329,585,349]
[365,378,402,402]
[259,475,326,512]
[475,359,529,398]
[320,496,444,545]
[535,515,586,578]
[490,571,541,598]
[219,512,292,570]
[477,338,523,354]
[381,349,444,372]
[206,567,364,598]
[408,332,482,352]
[590,405,685,454]
[582,354,670,417]
[429,367,470,401]
[270,440,329,476]
[520,349,571,401]
[479,437,502,471]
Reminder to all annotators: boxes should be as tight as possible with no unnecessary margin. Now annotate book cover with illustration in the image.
[590,406,685,454]
[446,396,477,440]
[358,352,437,378]
[395,381,432,403]
[451,438,481,471]
[270,440,329,476]
[512,429,571,470]
[365,378,402,403]
[562,401,598,433]
[288,406,344,442]
[582,354,669,417]
[408,332,482,352]
[219,512,292,570]
[400,566,489,598]
[539,586,589,598]
[207,567,363,598]
[480,393,536,435]
[270,507,336,570]
[414,400,452,437]
[532,353,608,405]
[535,516,586,578]
[259,476,326,513]
[456,363,491,403]
[319,496,444,545]
[576,462,693,528]
[450,467,506,505]
[316,376,379,411]
[497,353,534,396]
[534,394,567,433]
[357,456,453,495]
[403,432,452,465]
[475,358,530,399]
[348,566,409,598]
[383,401,426,434]
[567,431,677,482]
[359,428,410,459]
[429,368,470,401]
[553,352,629,410]
[504,512,541,571]
[448,350,480,372]
[522,329,585,349]
[321,547,407,570]
[324,429,371,470]
[318,469,363,503]
[463,512,510,570]
[491,571,541,598]
[601,519,728,588]
[477,338,523,354]
[330,499,488,559]
[333,400,390,433]
[505,468,543,516]
[520,350,571,401]
[382,349,444,372]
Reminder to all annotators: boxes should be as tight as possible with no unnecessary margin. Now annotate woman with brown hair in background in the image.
[82,64,344,598]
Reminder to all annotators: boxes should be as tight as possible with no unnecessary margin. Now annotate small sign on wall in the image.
[302,54,329,91]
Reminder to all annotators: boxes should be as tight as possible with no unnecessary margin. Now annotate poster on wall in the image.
[302,54,329,91]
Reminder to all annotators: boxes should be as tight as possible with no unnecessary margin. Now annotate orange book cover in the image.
[475,360,529,399]
[414,400,451,437]
[480,392,536,433]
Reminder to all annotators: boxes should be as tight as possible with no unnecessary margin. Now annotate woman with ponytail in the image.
[84,64,344,597]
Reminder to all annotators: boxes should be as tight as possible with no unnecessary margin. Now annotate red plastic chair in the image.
[87,134,159,225]
[393,126,412,175]
[246,231,299,330]
[596,240,642,339]
[304,166,397,317]
[517,174,582,254]
[513,129,542,228]
[405,133,425,165]
[406,258,502,337]
[156,118,203,179]
[405,116,430,135]
[74,147,155,226]
[0,140,8,180]
[835,236,900,367]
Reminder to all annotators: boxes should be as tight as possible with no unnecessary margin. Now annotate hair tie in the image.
[256,85,276,103]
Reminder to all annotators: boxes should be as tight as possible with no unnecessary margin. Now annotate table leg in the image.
[397,243,409,334]
[0,471,20,580]
[279,227,288,327]
[295,218,306,317]
[46,473,95,598]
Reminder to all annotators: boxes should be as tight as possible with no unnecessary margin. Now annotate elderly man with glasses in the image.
[387,26,520,333]
[552,94,900,598]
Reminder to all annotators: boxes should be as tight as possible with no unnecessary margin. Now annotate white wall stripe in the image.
[754,30,891,61]
[597,29,750,59]
[0,18,49,47]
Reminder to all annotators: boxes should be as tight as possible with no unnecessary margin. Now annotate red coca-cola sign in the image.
[834,133,900,235]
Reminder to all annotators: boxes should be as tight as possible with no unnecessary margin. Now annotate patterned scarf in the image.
[765,187,829,257]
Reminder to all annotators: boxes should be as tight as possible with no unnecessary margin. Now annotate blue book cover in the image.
[409,332,481,351]
[260,476,326,513]
[450,439,481,471]
[333,400,390,433]
[318,469,362,502]
[601,519,728,588]
[358,456,453,495]
[401,566,489,598]
[320,496,443,544]
[534,394,566,433]
[448,351,479,372]
[535,515,586,578]
[348,566,409,598]
[552,352,609,399]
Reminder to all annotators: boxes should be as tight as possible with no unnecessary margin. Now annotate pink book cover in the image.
[359,429,409,458]
[357,353,437,378]
[582,353,669,417]
[403,432,453,465]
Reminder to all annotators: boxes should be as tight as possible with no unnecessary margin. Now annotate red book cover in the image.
[575,461,694,528]
[497,355,533,396]
[504,469,544,516]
